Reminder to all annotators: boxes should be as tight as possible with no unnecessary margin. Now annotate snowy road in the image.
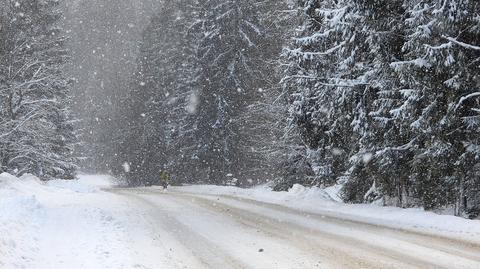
[2,174,480,269]
[105,188,480,269]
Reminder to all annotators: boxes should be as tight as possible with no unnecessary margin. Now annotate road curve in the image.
[109,188,480,269]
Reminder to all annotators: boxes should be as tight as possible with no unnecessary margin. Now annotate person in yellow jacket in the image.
[159,170,170,189]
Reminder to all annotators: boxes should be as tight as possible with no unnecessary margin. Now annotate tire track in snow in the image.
[108,187,480,269]
[211,194,480,262]
[167,193,435,269]
[113,190,248,269]
[170,191,480,269]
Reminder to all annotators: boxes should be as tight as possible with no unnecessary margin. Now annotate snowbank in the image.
[0,173,44,268]
[0,173,118,269]
[173,184,480,244]
[46,174,116,193]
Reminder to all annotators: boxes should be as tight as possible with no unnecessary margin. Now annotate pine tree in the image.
[114,0,199,185]
[342,0,407,205]
[283,0,374,189]
[391,0,480,213]
[224,0,291,185]
[0,0,78,179]
[283,0,479,214]
[191,0,275,184]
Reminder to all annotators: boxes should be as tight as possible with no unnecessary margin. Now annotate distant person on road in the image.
[159,170,170,190]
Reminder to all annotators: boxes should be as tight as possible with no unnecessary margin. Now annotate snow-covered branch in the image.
[455,92,480,111]
[442,35,480,51]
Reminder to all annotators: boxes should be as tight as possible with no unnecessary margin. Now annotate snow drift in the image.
[0,173,118,269]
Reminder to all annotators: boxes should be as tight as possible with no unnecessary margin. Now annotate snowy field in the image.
[1,173,480,269]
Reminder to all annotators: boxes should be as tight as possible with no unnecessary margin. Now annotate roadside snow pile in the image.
[46,174,115,193]
[0,174,119,269]
[288,183,337,201]
[0,173,45,269]
[174,183,340,206]
[174,183,480,243]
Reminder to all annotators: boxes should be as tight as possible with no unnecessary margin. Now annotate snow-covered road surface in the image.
[2,174,480,269]
[106,188,480,269]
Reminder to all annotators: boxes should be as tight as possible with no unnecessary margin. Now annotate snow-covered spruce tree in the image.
[114,0,200,186]
[284,0,479,214]
[0,0,78,179]
[265,0,314,191]
[339,0,409,205]
[390,0,480,214]
[142,0,201,185]
[191,0,276,185]
[338,0,480,213]
[282,0,374,190]
[233,0,292,186]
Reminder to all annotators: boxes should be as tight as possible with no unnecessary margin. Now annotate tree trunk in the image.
[401,182,408,208]
[455,175,465,217]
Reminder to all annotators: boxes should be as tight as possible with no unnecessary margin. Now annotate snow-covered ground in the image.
[173,184,480,244]
[0,173,139,269]
[1,174,480,269]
